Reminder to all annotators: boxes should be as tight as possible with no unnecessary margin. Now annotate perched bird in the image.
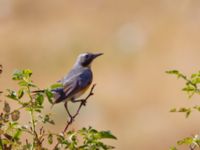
[53,52,103,104]
[34,52,103,108]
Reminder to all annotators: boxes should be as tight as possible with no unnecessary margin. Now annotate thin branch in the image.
[189,144,196,150]
[53,84,96,150]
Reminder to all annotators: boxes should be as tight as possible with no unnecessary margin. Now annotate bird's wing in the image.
[53,71,92,104]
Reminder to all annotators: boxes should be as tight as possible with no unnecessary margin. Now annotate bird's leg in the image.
[71,98,84,103]
[71,98,87,106]
[71,84,96,106]
[64,101,73,118]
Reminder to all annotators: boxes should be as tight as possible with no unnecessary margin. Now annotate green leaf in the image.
[18,81,28,86]
[182,86,195,92]
[22,69,32,77]
[12,70,23,80]
[166,70,179,75]
[3,102,10,113]
[178,107,191,118]
[169,146,178,150]
[48,133,53,144]
[177,137,193,145]
[13,129,22,141]
[178,107,189,112]
[17,89,24,99]
[166,70,186,79]
[96,131,117,140]
[50,83,63,90]
[42,114,55,125]
[170,108,177,112]
[6,89,18,100]
[45,89,54,104]
[185,110,191,118]
[193,106,200,111]
[191,78,200,84]
[35,94,44,106]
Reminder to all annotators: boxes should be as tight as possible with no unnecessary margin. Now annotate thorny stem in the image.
[27,86,39,149]
[53,84,96,150]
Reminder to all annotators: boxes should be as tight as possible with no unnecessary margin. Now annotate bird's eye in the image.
[85,54,89,58]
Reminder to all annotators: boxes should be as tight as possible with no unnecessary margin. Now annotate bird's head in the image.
[76,52,103,67]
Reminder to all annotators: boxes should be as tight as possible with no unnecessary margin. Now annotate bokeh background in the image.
[1,0,200,149]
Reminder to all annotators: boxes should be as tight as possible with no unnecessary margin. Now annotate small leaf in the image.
[169,146,178,150]
[186,110,191,118]
[12,70,23,80]
[170,108,177,112]
[178,107,191,118]
[166,70,186,79]
[6,89,18,100]
[191,73,198,78]
[194,106,200,111]
[11,110,20,121]
[182,86,195,92]
[3,102,10,113]
[17,89,24,99]
[48,133,53,144]
[18,81,28,87]
[22,69,32,77]
[166,70,179,75]
[192,78,200,84]
[42,114,55,125]
[13,129,22,141]
[97,131,117,140]
[50,83,63,90]
[178,107,189,112]
[35,94,44,106]
[177,137,193,145]
[45,89,54,104]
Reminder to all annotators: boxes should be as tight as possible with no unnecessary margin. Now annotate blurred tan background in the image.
[1,0,200,149]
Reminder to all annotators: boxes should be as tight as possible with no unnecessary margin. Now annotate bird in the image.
[34,52,103,109]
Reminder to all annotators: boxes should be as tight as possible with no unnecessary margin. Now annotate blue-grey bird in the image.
[50,52,103,105]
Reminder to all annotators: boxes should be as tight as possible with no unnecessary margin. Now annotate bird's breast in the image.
[73,84,91,99]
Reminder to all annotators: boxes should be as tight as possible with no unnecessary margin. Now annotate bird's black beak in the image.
[93,53,103,59]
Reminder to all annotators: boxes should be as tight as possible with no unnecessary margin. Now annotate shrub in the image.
[0,67,117,150]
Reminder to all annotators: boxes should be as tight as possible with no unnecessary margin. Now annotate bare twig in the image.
[53,84,96,149]
[189,144,196,150]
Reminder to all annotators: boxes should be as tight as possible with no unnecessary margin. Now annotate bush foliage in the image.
[0,67,117,150]
[167,70,200,150]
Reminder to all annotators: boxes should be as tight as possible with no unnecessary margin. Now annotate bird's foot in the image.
[81,100,87,106]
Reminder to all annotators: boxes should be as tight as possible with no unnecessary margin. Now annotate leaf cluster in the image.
[167,70,200,118]
[54,127,117,150]
[167,70,200,150]
[0,69,117,150]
